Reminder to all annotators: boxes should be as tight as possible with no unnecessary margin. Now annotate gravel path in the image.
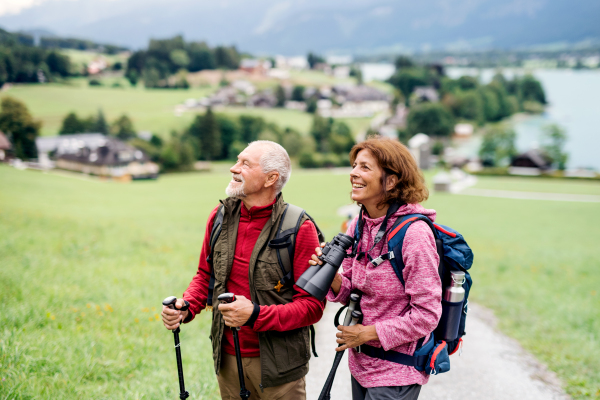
[306,302,570,400]
[457,188,600,203]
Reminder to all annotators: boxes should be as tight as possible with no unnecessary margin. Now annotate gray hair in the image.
[248,140,291,194]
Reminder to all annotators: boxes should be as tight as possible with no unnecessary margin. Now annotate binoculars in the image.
[296,233,354,301]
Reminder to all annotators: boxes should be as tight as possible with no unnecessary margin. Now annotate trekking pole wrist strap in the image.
[243,302,260,328]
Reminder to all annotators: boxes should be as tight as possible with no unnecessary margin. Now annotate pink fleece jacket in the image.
[327,203,442,388]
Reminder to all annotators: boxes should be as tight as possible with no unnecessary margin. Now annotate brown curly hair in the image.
[349,136,429,208]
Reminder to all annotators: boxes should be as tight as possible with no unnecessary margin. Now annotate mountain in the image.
[1,0,599,55]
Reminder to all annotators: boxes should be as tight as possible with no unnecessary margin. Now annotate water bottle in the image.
[439,271,465,342]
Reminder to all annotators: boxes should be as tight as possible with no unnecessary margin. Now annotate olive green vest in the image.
[209,194,313,388]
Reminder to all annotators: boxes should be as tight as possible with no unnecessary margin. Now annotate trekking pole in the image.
[217,293,251,400]
[318,292,362,400]
[162,296,190,400]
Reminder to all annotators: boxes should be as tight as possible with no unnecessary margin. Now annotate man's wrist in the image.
[243,302,260,328]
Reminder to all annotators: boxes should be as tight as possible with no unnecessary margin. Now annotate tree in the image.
[169,49,190,69]
[329,122,355,154]
[291,86,305,101]
[457,76,478,91]
[519,75,546,104]
[92,109,109,135]
[238,115,265,143]
[45,51,69,77]
[455,91,484,123]
[387,68,431,101]
[307,52,324,69]
[193,107,221,160]
[310,115,334,153]
[406,103,454,137]
[306,98,317,114]
[394,55,414,70]
[478,125,517,167]
[275,85,286,107]
[60,112,85,134]
[0,96,40,159]
[111,114,136,140]
[126,69,138,86]
[542,124,568,170]
[217,115,241,159]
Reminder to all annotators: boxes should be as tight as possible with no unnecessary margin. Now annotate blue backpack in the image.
[351,203,474,375]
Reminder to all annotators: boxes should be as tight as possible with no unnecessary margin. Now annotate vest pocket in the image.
[254,255,286,292]
[269,327,310,373]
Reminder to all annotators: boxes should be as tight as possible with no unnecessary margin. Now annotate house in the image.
[332,84,392,102]
[509,149,552,176]
[454,123,474,138]
[412,86,439,103]
[408,133,431,170]
[239,59,271,75]
[247,91,277,108]
[36,134,159,180]
[0,131,11,161]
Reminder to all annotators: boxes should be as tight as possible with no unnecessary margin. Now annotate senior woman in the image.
[310,137,442,400]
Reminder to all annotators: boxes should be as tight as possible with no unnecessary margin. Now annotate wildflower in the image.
[86,304,91,308]
[105,304,113,312]
[134,318,139,323]
[148,317,153,322]
[95,305,101,311]
[142,307,149,313]
[154,314,160,321]
[50,315,55,320]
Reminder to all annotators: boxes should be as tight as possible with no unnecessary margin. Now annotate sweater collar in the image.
[241,196,277,219]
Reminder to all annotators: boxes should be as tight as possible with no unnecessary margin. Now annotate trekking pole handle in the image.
[162,296,190,311]
[343,293,361,326]
[349,310,362,327]
[217,293,241,331]
[217,293,236,304]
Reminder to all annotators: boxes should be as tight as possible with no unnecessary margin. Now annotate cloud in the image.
[0,0,47,16]
[253,1,293,35]
[370,6,392,17]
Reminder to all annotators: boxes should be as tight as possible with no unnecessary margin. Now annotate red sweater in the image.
[183,199,325,357]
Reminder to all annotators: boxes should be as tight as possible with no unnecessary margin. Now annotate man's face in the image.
[226,144,268,198]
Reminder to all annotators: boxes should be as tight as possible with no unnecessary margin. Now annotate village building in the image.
[239,59,271,75]
[0,131,11,161]
[36,134,159,180]
[408,133,432,170]
[454,123,474,138]
[412,86,439,103]
[509,149,552,176]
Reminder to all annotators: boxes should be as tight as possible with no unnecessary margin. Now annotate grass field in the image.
[1,166,599,399]
[2,82,373,139]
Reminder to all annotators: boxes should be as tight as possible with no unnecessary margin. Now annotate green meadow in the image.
[1,166,599,399]
[3,81,373,139]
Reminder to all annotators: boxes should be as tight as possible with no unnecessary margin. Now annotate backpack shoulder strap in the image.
[385,213,437,287]
[268,204,305,288]
[206,204,225,309]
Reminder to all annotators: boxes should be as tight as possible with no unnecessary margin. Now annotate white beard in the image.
[225,174,246,198]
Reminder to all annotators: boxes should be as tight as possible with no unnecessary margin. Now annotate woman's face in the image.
[350,149,385,209]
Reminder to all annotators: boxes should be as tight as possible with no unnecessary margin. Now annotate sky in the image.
[1,0,598,54]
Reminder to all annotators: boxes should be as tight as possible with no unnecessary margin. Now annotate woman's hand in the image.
[335,324,378,352]
[309,242,343,295]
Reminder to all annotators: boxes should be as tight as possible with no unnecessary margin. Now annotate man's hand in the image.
[335,324,378,352]
[218,295,254,328]
[161,298,190,331]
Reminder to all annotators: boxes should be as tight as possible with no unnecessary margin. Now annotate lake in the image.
[360,63,600,170]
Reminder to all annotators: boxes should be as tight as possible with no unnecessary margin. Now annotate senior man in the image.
[162,140,325,400]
